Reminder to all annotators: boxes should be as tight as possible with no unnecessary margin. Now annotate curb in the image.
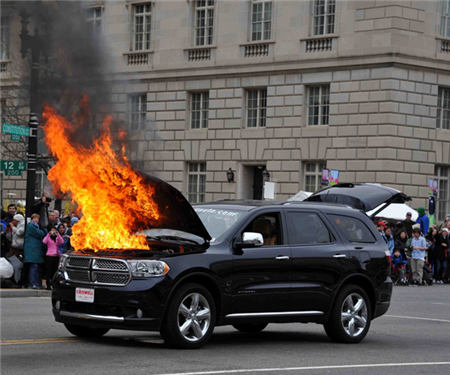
[0,289,51,298]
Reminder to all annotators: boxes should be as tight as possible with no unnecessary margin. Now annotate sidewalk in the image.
[0,288,51,298]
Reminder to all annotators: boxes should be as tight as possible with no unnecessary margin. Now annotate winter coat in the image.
[24,222,45,264]
[31,199,49,229]
[416,214,429,236]
[435,233,449,262]
[11,217,25,249]
[394,237,408,259]
[43,233,64,257]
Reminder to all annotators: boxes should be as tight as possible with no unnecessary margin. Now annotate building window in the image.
[1,17,10,60]
[190,92,209,129]
[251,0,272,41]
[437,87,450,130]
[304,161,326,192]
[132,3,152,51]
[188,162,206,203]
[194,0,214,46]
[129,94,147,130]
[313,0,335,35]
[435,165,449,222]
[86,7,102,34]
[441,0,450,37]
[246,88,267,128]
[307,85,329,126]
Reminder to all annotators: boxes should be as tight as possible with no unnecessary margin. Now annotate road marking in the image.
[384,314,450,323]
[154,362,450,375]
[1,338,80,346]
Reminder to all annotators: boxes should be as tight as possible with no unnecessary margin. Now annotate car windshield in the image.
[194,207,245,242]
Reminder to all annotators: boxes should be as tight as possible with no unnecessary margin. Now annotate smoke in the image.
[9,0,124,147]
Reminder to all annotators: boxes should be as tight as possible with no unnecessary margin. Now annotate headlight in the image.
[58,254,68,271]
[128,260,170,278]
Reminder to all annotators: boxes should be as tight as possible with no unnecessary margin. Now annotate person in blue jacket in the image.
[416,206,429,235]
[24,214,46,288]
[384,227,395,255]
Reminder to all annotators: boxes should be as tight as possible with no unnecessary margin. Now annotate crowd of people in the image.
[375,207,450,286]
[1,194,79,289]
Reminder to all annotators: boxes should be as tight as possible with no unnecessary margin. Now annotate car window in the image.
[243,213,283,246]
[328,214,376,243]
[286,211,333,245]
[194,207,245,242]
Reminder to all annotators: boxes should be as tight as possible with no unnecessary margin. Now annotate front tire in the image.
[161,283,216,349]
[64,323,109,338]
[232,323,268,333]
[324,284,371,343]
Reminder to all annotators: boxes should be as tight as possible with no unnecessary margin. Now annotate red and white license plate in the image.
[75,288,94,303]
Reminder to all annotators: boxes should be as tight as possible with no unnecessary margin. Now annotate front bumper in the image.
[51,272,169,331]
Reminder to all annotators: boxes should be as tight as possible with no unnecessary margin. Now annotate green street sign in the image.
[2,123,29,137]
[1,160,27,173]
[11,134,21,141]
[5,170,22,176]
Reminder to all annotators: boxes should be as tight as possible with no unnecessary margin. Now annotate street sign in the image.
[2,123,30,137]
[1,160,27,176]
[11,134,21,141]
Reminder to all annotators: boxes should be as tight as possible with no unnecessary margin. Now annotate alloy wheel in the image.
[340,292,368,337]
[177,292,211,342]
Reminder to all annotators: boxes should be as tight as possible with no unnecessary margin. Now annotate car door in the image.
[287,210,354,313]
[230,210,293,314]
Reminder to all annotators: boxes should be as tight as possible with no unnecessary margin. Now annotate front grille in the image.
[93,271,130,284]
[65,255,130,286]
[67,257,91,268]
[67,269,90,282]
[93,258,128,271]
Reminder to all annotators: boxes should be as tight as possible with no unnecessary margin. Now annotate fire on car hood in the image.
[305,183,411,217]
[137,174,212,243]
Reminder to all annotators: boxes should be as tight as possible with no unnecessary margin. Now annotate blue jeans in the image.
[28,263,40,288]
[434,259,448,281]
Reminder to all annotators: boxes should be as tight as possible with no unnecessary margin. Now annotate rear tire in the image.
[161,283,216,349]
[232,323,268,333]
[64,323,109,338]
[324,284,371,343]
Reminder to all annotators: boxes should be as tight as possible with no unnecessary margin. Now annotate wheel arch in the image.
[163,271,222,323]
[332,274,376,319]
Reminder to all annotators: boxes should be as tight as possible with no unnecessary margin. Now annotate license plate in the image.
[75,288,94,303]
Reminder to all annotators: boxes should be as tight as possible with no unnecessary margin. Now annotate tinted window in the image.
[244,213,283,246]
[286,211,333,245]
[329,214,376,243]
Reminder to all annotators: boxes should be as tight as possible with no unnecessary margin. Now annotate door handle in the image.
[275,256,290,260]
[354,246,364,250]
[333,254,347,258]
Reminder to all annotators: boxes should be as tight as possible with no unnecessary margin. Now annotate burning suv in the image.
[52,182,405,348]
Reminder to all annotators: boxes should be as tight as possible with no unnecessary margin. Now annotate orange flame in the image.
[42,98,160,251]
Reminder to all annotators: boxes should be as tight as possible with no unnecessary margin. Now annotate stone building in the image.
[2,0,450,220]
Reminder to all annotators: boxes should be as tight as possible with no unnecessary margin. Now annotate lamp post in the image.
[20,10,43,218]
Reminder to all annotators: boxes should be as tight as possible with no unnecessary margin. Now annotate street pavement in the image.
[1,285,450,375]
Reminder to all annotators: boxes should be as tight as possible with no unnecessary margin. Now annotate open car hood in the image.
[136,173,211,242]
[305,183,411,216]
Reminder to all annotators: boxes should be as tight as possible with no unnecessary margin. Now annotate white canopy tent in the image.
[366,204,418,221]
[288,191,313,201]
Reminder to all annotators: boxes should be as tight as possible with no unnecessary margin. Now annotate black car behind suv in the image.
[52,181,397,348]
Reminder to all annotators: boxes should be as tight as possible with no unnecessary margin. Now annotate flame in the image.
[42,97,160,251]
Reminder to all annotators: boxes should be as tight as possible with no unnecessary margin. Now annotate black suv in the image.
[52,182,400,348]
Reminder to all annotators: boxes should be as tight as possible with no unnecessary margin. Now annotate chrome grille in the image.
[65,256,130,286]
[67,269,90,282]
[93,271,130,284]
[67,257,91,268]
[93,259,128,271]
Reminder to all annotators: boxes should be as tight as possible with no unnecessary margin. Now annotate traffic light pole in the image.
[25,114,38,219]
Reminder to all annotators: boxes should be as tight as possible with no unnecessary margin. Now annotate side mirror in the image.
[233,232,264,253]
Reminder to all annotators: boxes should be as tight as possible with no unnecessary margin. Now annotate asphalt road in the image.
[2,286,450,375]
